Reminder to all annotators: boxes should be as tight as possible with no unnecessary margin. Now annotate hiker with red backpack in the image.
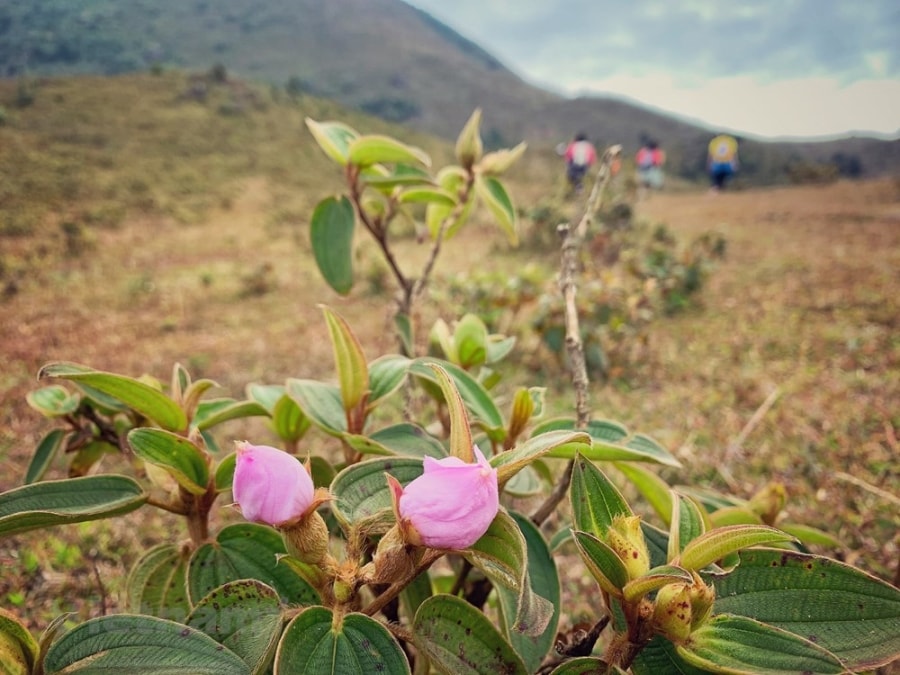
[635,138,666,198]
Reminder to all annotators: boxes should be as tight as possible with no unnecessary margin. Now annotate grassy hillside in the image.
[2,0,896,184]
[0,72,459,279]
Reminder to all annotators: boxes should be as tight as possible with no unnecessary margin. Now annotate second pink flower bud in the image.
[389,446,500,550]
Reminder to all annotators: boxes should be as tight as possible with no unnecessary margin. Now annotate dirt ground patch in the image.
[1,176,898,631]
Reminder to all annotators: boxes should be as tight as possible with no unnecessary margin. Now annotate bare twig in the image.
[90,558,108,615]
[833,471,900,508]
[411,172,475,304]
[719,387,781,489]
[530,145,622,526]
[362,549,443,618]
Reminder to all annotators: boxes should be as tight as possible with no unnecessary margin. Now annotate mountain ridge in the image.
[1,0,895,182]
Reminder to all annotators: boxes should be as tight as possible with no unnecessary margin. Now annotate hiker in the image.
[707,134,739,191]
[635,139,666,197]
[564,132,597,193]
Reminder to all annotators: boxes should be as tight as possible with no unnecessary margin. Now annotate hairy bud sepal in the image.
[607,515,651,579]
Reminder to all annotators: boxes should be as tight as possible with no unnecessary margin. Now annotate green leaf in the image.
[309,455,336,489]
[549,657,613,674]
[0,474,146,537]
[26,385,80,417]
[367,423,447,458]
[426,363,474,461]
[0,630,30,675]
[622,565,694,603]
[503,465,543,497]
[631,634,711,675]
[613,462,674,527]
[478,142,528,176]
[532,418,628,443]
[400,571,433,629]
[677,614,844,674]
[410,358,504,434]
[367,354,411,408]
[464,510,554,637]
[187,523,319,606]
[492,430,591,487]
[398,186,455,206]
[187,580,283,675]
[286,378,347,435]
[67,440,117,478]
[275,606,410,674]
[342,433,396,457]
[321,305,369,412]
[348,134,430,167]
[193,398,268,432]
[170,363,191,402]
[476,175,518,245]
[485,334,517,364]
[708,505,763,527]
[0,608,38,674]
[305,118,359,165]
[431,318,457,362]
[642,521,672,569]
[245,384,285,414]
[43,615,250,674]
[271,394,311,443]
[496,512,561,672]
[413,594,527,675]
[624,434,681,467]
[182,377,217,418]
[454,108,483,167]
[426,167,474,240]
[24,428,66,484]
[38,362,187,431]
[394,313,414,356]
[707,548,900,671]
[126,543,191,622]
[330,456,424,532]
[128,428,210,496]
[454,313,489,369]
[75,382,129,415]
[362,163,434,189]
[778,523,842,549]
[679,525,796,571]
[310,196,355,296]
[572,530,629,596]
[668,493,709,562]
[537,419,680,467]
[215,452,236,492]
[569,455,632,538]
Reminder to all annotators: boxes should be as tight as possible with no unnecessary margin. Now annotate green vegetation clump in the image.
[438,213,726,381]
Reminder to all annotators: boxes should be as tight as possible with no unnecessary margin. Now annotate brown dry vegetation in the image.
[0,107,898,635]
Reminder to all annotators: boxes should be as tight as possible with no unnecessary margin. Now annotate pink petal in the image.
[233,443,314,526]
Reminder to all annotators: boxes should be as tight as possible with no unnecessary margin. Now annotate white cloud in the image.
[562,74,900,137]
[402,0,900,137]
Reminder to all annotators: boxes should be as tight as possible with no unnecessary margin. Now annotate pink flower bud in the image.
[232,442,314,526]
[396,446,499,549]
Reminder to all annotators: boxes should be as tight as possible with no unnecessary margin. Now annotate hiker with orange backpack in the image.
[708,133,739,191]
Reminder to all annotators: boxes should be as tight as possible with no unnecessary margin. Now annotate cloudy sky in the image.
[403,0,899,139]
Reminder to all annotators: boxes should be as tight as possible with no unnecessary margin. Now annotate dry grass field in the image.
[1,152,898,631]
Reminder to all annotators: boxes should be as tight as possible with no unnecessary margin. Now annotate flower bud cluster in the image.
[652,574,715,642]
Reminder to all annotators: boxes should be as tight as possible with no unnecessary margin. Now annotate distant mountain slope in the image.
[1,0,895,182]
